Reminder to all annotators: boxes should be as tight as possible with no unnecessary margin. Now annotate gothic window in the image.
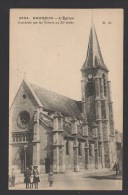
[66,140,69,155]
[98,144,101,157]
[103,74,107,96]
[86,81,94,96]
[78,142,82,156]
[101,101,106,119]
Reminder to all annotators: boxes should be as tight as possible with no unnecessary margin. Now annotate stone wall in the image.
[39,122,53,173]
[64,139,74,171]
[78,142,85,170]
[104,142,111,168]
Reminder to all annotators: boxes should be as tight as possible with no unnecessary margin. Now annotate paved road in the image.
[9,171,122,190]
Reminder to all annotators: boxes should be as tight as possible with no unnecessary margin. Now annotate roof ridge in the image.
[30,82,80,102]
[24,80,82,119]
[24,80,43,107]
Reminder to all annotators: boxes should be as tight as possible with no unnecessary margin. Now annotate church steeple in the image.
[81,22,108,72]
[81,20,115,169]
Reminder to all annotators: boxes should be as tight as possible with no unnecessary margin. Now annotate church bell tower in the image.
[81,21,115,168]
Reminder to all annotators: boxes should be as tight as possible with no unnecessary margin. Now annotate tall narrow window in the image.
[103,74,107,96]
[98,144,101,157]
[101,101,106,119]
[86,81,94,96]
[78,142,82,156]
[66,140,69,155]
[89,143,92,156]
[86,74,94,96]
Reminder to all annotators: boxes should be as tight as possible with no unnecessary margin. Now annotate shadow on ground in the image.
[83,174,122,180]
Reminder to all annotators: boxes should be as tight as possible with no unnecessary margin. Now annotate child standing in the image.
[29,171,34,188]
[33,166,40,189]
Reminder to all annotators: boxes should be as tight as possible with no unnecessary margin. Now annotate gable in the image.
[10,81,38,132]
[10,79,83,133]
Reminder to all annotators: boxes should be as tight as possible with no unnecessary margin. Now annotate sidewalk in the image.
[9,169,122,190]
[86,173,122,180]
[14,168,111,184]
[9,168,122,190]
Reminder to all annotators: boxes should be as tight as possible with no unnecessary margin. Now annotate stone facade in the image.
[9,21,121,174]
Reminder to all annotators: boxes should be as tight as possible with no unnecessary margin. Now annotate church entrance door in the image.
[45,158,50,173]
[20,148,32,173]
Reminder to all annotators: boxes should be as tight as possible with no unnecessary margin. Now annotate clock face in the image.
[18,111,30,128]
[88,74,92,79]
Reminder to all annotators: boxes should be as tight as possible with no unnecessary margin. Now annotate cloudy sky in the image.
[10,9,123,132]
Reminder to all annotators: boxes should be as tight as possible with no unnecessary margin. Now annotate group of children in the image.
[24,166,40,189]
[9,167,54,189]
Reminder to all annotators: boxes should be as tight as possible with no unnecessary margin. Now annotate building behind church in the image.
[9,22,122,174]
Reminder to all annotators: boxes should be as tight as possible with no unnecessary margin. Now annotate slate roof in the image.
[81,22,108,72]
[29,82,82,119]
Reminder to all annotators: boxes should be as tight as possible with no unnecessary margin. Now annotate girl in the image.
[33,166,40,189]
[29,170,34,188]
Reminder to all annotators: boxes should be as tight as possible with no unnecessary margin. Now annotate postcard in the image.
[9,9,123,190]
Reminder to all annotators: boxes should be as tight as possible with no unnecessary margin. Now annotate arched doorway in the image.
[14,145,32,173]
[20,148,32,173]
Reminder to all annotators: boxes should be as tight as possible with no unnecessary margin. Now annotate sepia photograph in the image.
[9,9,123,190]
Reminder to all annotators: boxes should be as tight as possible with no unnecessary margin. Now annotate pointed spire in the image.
[81,20,108,72]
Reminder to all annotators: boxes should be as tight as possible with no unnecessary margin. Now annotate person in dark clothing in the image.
[11,168,15,187]
[33,166,40,189]
[114,162,119,175]
[116,162,119,175]
[24,167,31,189]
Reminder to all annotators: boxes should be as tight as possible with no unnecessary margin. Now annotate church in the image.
[9,22,122,174]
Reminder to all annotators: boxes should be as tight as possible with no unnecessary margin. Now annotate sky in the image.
[9,9,123,132]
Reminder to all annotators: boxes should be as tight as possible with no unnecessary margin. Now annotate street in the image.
[9,170,122,190]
